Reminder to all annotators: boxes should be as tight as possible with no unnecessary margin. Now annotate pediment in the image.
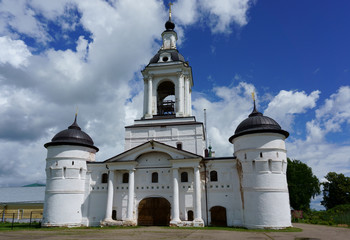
[104,140,202,163]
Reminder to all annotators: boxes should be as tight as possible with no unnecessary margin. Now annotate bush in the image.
[292,204,350,226]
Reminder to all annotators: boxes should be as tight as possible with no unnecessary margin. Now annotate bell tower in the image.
[125,10,205,156]
[142,7,193,119]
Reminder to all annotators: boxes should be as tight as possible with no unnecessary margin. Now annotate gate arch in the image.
[138,197,171,226]
[210,206,227,226]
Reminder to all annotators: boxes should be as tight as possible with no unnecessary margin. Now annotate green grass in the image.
[0,222,41,231]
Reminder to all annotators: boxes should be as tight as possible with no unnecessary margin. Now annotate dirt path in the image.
[0,223,349,240]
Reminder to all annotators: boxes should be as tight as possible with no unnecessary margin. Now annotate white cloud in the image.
[0,0,165,186]
[264,90,320,131]
[0,0,50,42]
[172,0,253,33]
[192,82,256,156]
[0,36,32,68]
[172,0,198,25]
[287,86,350,181]
[200,0,252,33]
[315,86,350,133]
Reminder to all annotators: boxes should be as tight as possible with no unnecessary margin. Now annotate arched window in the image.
[122,173,129,183]
[181,172,188,182]
[187,210,194,221]
[101,173,108,183]
[210,171,218,182]
[152,172,158,183]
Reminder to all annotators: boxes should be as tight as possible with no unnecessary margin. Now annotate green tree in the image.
[287,158,320,211]
[321,172,350,210]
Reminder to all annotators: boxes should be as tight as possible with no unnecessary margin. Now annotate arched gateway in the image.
[138,197,171,226]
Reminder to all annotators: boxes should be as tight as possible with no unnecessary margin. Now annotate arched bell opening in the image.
[157,81,175,116]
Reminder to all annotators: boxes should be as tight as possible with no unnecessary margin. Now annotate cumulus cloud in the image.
[192,82,256,156]
[173,0,253,33]
[200,0,252,33]
[264,90,320,131]
[0,36,32,68]
[287,86,350,180]
[0,0,165,187]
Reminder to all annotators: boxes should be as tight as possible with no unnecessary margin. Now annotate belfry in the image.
[42,8,292,229]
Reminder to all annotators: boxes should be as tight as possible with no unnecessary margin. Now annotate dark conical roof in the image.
[229,101,289,142]
[44,115,99,151]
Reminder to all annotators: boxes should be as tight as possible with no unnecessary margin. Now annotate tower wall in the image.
[233,133,291,229]
[42,145,96,227]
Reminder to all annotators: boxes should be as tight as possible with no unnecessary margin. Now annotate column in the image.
[147,76,153,117]
[184,76,190,116]
[171,168,180,222]
[143,78,148,116]
[194,166,203,221]
[104,170,114,221]
[177,73,184,115]
[127,170,135,220]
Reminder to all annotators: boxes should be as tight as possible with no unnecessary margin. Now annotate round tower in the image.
[42,115,99,227]
[229,102,291,229]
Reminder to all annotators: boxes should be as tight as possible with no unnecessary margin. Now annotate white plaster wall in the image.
[125,124,205,156]
[43,145,97,227]
[205,160,243,227]
[233,133,291,229]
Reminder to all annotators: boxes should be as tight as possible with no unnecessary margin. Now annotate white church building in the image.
[42,14,292,229]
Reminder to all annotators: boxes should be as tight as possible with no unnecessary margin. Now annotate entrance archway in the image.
[138,197,171,226]
[210,206,227,227]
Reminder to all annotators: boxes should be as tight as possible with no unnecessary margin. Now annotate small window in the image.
[63,167,66,178]
[181,172,188,182]
[187,210,194,221]
[152,172,158,183]
[177,142,182,150]
[112,210,117,220]
[122,173,129,183]
[210,171,218,182]
[162,56,168,62]
[244,153,247,159]
[260,152,263,158]
[101,173,108,183]
[72,161,74,165]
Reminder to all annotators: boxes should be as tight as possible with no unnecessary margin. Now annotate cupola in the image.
[229,101,289,143]
[44,114,99,151]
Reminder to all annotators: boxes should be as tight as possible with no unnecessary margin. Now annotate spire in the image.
[68,111,81,130]
[249,92,263,117]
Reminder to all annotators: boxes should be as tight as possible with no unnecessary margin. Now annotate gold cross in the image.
[252,92,255,101]
[169,2,173,19]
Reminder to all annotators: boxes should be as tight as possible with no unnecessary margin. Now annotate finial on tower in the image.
[168,2,173,20]
[165,2,175,31]
[75,106,78,121]
[249,91,262,117]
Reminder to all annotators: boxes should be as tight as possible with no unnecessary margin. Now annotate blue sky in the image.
[0,0,349,210]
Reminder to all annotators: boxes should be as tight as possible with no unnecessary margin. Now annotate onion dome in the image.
[165,19,175,31]
[229,102,289,142]
[44,115,99,151]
